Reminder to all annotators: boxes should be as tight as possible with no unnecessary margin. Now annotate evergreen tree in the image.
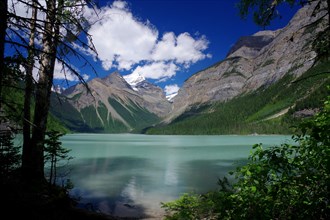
[44,130,72,186]
[0,131,21,183]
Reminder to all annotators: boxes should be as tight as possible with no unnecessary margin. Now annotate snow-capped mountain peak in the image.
[123,72,145,91]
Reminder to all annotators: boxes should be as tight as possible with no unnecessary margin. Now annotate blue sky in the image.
[10,0,300,95]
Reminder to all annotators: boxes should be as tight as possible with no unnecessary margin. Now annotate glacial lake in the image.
[57,134,293,219]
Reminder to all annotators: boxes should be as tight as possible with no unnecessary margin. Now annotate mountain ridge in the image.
[165,1,327,123]
[51,1,329,134]
[53,71,171,132]
[226,30,277,57]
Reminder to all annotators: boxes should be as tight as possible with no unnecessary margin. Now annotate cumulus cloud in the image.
[131,62,178,82]
[152,32,209,65]
[84,0,210,81]
[84,1,158,70]
[10,0,211,83]
[164,84,180,96]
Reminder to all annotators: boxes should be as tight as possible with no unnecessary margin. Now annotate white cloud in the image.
[164,84,180,96]
[8,0,47,21]
[152,32,209,65]
[84,0,210,81]
[131,62,178,82]
[85,2,158,70]
[21,60,88,83]
[53,61,90,81]
[112,0,127,9]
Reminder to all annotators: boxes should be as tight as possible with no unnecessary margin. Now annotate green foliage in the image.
[80,105,104,131]
[2,85,69,132]
[44,130,72,186]
[47,114,70,133]
[162,193,204,220]
[162,178,234,220]
[50,94,93,132]
[69,92,82,101]
[147,62,330,135]
[97,101,128,133]
[108,97,160,133]
[313,27,330,62]
[52,95,160,133]
[2,85,24,124]
[162,93,330,219]
[237,0,302,27]
[0,132,21,183]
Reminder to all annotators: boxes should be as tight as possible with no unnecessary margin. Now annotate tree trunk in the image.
[49,155,54,185]
[328,0,330,26]
[22,0,38,178]
[53,157,57,185]
[327,0,330,59]
[28,0,58,182]
[0,0,8,111]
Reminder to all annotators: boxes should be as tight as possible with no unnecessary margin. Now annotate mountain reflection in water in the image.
[61,134,293,218]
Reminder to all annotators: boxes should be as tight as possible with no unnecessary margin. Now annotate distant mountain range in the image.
[50,2,330,134]
[51,71,171,133]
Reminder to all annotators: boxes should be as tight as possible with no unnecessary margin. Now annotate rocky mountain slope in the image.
[51,72,171,133]
[51,2,328,134]
[166,2,327,122]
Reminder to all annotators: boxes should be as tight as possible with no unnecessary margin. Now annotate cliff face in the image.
[226,30,276,58]
[167,2,327,122]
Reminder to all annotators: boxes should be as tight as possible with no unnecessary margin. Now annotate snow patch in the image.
[123,72,146,91]
[166,92,178,102]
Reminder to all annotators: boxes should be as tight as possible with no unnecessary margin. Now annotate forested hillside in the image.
[147,61,330,135]
[2,82,69,133]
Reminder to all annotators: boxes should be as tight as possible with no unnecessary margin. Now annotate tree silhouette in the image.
[2,0,98,185]
[44,130,72,186]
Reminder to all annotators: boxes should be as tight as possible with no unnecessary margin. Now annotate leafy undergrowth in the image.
[161,93,330,219]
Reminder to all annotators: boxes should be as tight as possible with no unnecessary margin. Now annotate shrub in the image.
[162,92,330,219]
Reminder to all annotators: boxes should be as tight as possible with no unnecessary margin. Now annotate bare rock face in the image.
[168,57,253,122]
[63,72,171,131]
[167,2,327,122]
[293,108,319,118]
[58,2,327,131]
[226,30,277,58]
[135,80,172,116]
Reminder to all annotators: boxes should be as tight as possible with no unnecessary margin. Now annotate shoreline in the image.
[76,200,166,220]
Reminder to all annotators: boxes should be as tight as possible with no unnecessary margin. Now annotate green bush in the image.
[0,132,21,183]
[162,92,330,219]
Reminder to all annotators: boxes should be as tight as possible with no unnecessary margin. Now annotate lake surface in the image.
[59,134,293,219]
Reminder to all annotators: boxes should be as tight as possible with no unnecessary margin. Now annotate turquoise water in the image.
[59,134,293,218]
